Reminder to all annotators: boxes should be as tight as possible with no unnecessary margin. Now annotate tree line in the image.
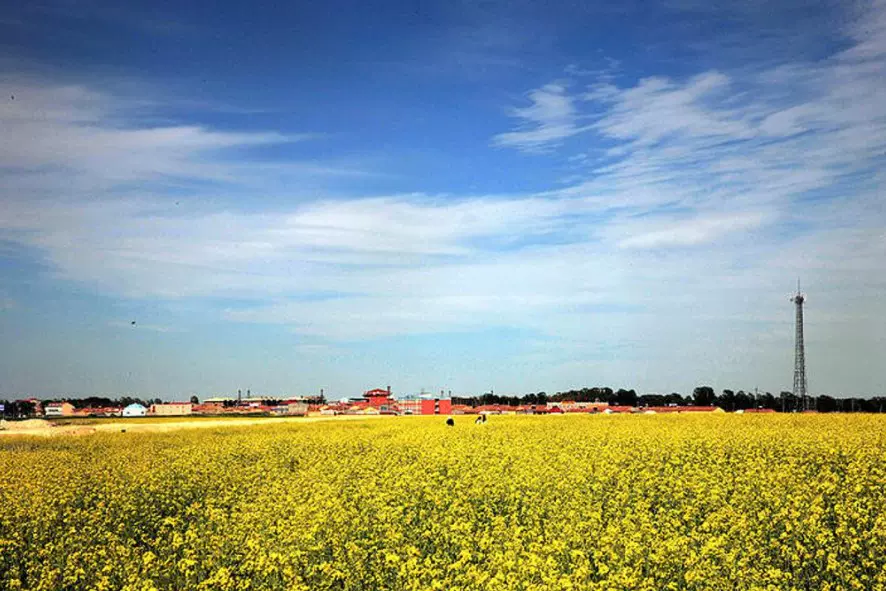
[454,386,886,413]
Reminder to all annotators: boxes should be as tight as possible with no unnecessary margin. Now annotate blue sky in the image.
[1,0,885,399]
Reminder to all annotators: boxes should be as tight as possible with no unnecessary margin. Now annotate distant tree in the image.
[816,395,837,413]
[555,388,597,403]
[615,388,638,407]
[692,386,716,406]
[6,400,36,418]
[779,391,797,412]
[720,389,736,411]
[190,395,199,405]
[734,390,754,410]
[665,392,687,406]
[760,392,777,410]
[844,397,870,412]
[638,394,664,407]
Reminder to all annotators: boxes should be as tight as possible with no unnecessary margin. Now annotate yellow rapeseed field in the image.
[2,414,885,591]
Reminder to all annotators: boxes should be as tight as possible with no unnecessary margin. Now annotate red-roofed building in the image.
[475,404,508,414]
[606,406,636,414]
[363,387,394,408]
[448,403,473,415]
[73,406,122,417]
[643,406,724,413]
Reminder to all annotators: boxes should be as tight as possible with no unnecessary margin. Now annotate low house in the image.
[285,401,309,416]
[643,406,724,414]
[606,406,636,414]
[122,403,148,417]
[75,406,123,417]
[476,404,508,415]
[44,402,75,417]
[149,402,193,416]
[570,401,610,410]
[449,404,476,415]
[203,397,235,408]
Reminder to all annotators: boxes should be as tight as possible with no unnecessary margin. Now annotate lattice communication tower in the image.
[791,280,810,410]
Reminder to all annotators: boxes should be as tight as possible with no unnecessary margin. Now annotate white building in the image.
[122,403,148,417]
[44,402,75,417]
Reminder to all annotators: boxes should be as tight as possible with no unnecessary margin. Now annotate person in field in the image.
[446,417,455,427]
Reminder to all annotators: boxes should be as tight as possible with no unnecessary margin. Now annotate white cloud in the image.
[0,77,320,192]
[842,0,886,60]
[615,211,772,249]
[592,72,753,147]
[0,190,623,305]
[491,83,587,151]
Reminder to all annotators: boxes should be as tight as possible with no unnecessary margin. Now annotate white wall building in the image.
[122,403,148,417]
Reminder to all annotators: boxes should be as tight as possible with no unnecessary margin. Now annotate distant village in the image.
[5,382,884,421]
[1,385,776,420]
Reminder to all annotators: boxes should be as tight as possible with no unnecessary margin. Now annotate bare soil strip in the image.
[0,414,393,437]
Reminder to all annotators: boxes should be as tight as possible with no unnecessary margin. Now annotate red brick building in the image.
[421,398,452,415]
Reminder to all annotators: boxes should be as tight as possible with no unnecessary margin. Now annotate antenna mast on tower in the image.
[791,279,809,411]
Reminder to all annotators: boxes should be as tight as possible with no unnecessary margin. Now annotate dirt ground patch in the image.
[0,419,52,431]
[0,414,393,437]
[0,419,96,437]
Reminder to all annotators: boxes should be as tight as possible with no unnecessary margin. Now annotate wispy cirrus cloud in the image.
[0,76,347,196]
[591,71,753,148]
[491,83,587,151]
[495,0,886,249]
[614,210,773,249]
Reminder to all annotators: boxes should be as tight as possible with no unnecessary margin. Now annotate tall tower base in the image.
[791,281,808,410]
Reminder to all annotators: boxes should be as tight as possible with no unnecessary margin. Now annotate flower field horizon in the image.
[2,414,885,590]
